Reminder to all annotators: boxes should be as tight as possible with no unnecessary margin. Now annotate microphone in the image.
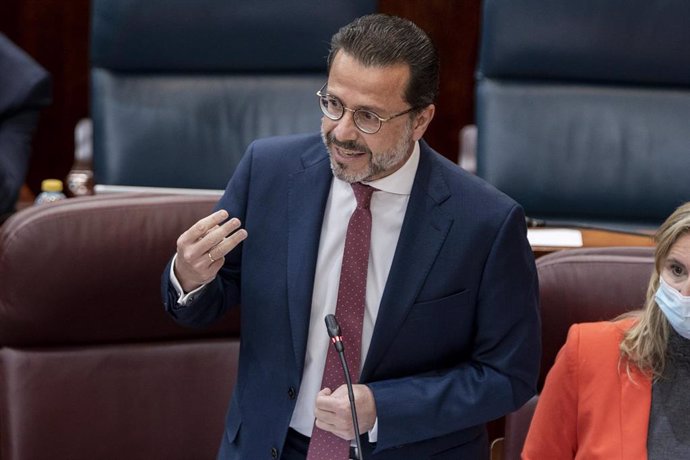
[324,314,364,460]
[325,314,344,352]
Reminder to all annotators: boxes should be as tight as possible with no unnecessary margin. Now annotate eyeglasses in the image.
[316,83,417,134]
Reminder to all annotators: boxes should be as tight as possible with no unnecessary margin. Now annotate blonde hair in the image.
[619,202,690,380]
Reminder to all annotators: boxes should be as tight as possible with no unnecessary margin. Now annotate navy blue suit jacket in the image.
[163,133,540,459]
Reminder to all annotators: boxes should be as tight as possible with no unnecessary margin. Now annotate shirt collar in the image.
[362,141,420,195]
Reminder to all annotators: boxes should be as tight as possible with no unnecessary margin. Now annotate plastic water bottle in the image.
[35,179,67,204]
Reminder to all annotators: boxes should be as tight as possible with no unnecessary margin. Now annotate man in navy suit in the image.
[163,14,540,460]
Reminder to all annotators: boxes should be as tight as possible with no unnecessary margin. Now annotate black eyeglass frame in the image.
[316,83,419,134]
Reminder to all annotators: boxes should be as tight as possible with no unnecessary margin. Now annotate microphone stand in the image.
[325,314,364,460]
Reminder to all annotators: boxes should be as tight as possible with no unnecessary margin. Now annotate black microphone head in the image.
[324,314,341,338]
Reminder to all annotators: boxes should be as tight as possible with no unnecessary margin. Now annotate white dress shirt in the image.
[290,142,419,439]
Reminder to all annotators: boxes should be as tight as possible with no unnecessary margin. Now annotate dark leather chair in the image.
[535,246,654,388]
[475,0,690,231]
[0,194,240,459]
[495,246,654,460]
[501,395,539,460]
[90,0,376,190]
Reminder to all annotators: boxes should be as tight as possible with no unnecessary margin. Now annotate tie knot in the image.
[351,182,375,209]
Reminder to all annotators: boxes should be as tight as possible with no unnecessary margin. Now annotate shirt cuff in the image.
[368,418,378,443]
[170,253,209,305]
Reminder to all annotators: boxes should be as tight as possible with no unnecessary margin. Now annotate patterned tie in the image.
[307,182,375,460]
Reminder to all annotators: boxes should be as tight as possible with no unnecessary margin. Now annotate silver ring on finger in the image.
[208,251,216,263]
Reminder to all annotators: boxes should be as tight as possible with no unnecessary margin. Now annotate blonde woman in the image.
[523,202,690,459]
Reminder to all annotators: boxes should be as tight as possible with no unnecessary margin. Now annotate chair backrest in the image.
[501,395,539,460]
[90,0,376,190]
[0,194,241,459]
[536,246,654,389]
[497,246,655,460]
[475,0,690,229]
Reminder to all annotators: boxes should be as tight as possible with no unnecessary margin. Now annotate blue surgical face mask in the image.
[655,276,690,339]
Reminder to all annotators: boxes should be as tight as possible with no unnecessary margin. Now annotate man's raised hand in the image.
[174,210,247,292]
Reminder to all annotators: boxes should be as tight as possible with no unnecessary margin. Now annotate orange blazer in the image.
[522,319,651,460]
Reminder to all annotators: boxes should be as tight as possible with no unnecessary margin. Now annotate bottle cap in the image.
[41,179,64,192]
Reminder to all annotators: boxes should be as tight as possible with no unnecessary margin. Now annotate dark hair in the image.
[327,14,439,109]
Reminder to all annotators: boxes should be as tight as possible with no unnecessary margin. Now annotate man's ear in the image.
[411,104,435,142]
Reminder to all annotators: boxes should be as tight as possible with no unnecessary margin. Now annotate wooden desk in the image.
[530,227,655,258]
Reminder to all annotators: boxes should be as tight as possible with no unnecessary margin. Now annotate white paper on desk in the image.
[527,228,583,247]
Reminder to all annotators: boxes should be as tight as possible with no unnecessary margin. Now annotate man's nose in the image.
[331,109,360,140]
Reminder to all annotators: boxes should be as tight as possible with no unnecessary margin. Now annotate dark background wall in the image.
[381,0,481,164]
[0,0,480,196]
[0,0,91,196]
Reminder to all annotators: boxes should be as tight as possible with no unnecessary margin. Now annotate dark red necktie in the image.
[307,182,375,460]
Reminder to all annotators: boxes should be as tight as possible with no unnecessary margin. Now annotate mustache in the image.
[326,132,370,154]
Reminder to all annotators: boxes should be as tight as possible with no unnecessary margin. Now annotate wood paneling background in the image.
[0,0,480,195]
[379,0,481,161]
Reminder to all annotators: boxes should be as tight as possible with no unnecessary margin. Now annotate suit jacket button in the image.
[271,447,279,458]
[288,386,297,400]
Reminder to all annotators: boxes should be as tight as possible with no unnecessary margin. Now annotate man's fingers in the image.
[173,209,249,292]
[201,217,243,255]
[176,209,248,281]
[177,210,246,264]
[313,384,376,439]
[314,389,355,440]
[207,227,248,262]
[178,210,229,246]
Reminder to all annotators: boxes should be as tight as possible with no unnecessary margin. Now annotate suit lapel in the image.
[361,143,454,381]
[287,145,332,374]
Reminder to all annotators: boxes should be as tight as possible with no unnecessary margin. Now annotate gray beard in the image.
[321,122,414,183]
